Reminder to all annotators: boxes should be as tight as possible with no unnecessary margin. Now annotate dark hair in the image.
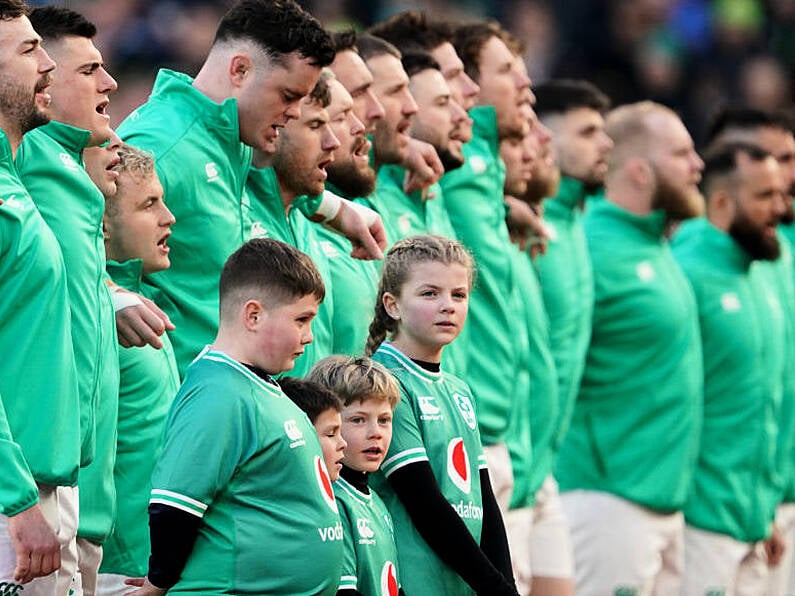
[0,0,28,21]
[331,29,358,54]
[368,11,452,54]
[534,79,611,118]
[355,33,401,62]
[701,142,771,192]
[401,52,440,78]
[29,6,96,40]
[279,377,342,423]
[308,69,332,108]
[365,235,475,356]
[707,107,794,144]
[452,21,501,82]
[214,0,334,68]
[219,238,324,321]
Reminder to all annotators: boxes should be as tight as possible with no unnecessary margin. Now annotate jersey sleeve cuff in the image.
[150,489,208,518]
[338,575,358,589]
[381,447,429,477]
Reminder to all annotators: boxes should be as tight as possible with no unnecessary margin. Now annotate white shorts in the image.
[483,442,514,514]
[96,572,131,596]
[768,503,795,596]
[75,538,103,596]
[0,484,79,596]
[681,525,768,596]
[561,490,683,596]
[505,476,574,593]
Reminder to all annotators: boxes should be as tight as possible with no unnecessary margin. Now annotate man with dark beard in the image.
[672,143,787,595]
[244,71,340,378]
[706,108,795,594]
[0,1,82,592]
[556,102,705,596]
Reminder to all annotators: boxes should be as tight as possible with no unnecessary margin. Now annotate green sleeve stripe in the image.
[339,576,357,588]
[150,489,208,517]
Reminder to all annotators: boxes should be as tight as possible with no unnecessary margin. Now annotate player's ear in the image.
[229,53,254,89]
[242,299,264,331]
[383,292,400,321]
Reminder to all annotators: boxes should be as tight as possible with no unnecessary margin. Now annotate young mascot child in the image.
[365,235,519,596]
[307,355,405,596]
[279,377,348,483]
[129,238,343,595]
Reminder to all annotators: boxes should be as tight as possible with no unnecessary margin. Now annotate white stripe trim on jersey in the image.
[379,343,444,384]
[384,454,430,476]
[201,351,282,397]
[150,489,208,512]
[381,447,427,470]
[149,498,206,518]
[339,575,358,588]
[335,476,371,506]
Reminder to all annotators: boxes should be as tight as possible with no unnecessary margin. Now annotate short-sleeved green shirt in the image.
[370,343,487,596]
[335,475,401,595]
[151,348,343,594]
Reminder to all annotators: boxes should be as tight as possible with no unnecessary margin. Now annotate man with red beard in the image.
[672,143,787,595]
[707,108,795,595]
[557,102,705,595]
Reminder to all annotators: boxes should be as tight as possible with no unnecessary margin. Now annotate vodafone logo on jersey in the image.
[380,561,399,596]
[447,438,471,494]
[314,455,338,514]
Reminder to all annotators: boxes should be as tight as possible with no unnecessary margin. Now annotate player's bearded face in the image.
[0,72,51,134]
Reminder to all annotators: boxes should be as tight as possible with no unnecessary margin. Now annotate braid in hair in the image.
[364,234,475,356]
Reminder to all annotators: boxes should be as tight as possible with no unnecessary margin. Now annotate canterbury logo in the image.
[0,582,24,595]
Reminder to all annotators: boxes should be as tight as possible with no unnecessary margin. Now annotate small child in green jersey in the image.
[279,377,347,483]
[306,355,405,596]
[364,235,519,596]
[128,238,343,596]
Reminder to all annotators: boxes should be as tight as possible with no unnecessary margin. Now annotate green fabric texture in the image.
[16,121,120,542]
[534,177,594,453]
[673,218,784,541]
[0,128,80,491]
[438,106,518,446]
[556,200,703,512]
[100,259,180,575]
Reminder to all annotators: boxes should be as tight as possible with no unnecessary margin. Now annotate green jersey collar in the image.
[681,217,754,271]
[597,199,669,240]
[40,120,92,157]
[106,258,144,292]
[550,176,590,211]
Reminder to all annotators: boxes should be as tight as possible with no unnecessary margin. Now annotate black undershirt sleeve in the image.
[147,503,203,590]
[478,468,516,581]
[387,461,519,596]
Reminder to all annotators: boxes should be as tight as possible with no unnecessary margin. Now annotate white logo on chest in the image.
[468,156,487,174]
[720,292,741,312]
[636,261,655,282]
[59,152,79,171]
[205,162,219,183]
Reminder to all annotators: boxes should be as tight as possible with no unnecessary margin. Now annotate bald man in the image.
[556,102,705,595]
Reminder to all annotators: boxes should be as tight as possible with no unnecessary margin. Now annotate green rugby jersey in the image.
[0,129,80,491]
[16,121,120,542]
[335,475,401,596]
[556,200,703,512]
[507,246,557,509]
[151,348,343,594]
[245,166,334,377]
[370,343,487,596]
[0,394,37,516]
[673,218,784,541]
[100,259,180,577]
[118,70,253,376]
[534,177,594,453]
[438,106,518,446]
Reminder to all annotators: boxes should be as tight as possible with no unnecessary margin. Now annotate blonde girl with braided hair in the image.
[367,235,519,596]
